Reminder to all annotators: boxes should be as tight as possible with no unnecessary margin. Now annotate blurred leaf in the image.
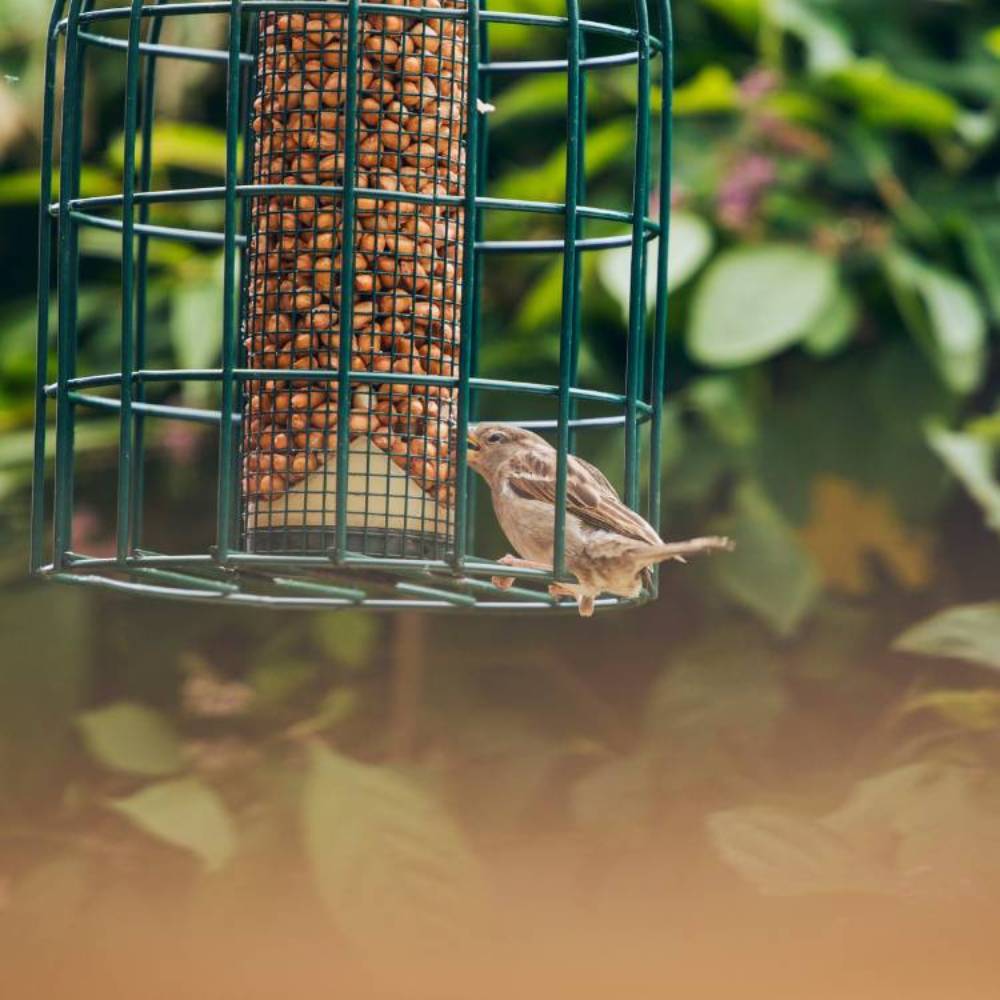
[927,426,1000,534]
[169,256,224,401]
[886,251,987,395]
[0,587,91,808]
[107,123,231,175]
[302,745,486,954]
[517,256,567,333]
[643,631,788,754]
[673,65,739,116]
[110,777,236,871]
[985,27,1000,60]
[312,611,379,670]
[707,807,892,896]
[697,0,760,34]
[894,603,1000,671]
[77,702,184,777]
[688,244,839,368]
[571,753,656,838]
[493,119,634,205]
[798,476,933,596]
[249,658,317,709]
[802,286,858,357]
[687,374,759,449]
[711,482,822,636]
[899,689,1000,733]
[599,211,715,322]
[666,212,716,290]
[490,75,567,129]
[286,687,360,738]
[770,0,853,75]
[960,216,1000,324]
[825,763,1000,892]
[0,166,119,206]
[829,60,960,134]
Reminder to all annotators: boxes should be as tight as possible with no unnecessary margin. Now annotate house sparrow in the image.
[466,423,734,617]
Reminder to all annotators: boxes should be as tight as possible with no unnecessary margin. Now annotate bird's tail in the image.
[644,536,735,566]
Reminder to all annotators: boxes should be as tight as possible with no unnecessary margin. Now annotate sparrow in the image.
[466,423,734,617]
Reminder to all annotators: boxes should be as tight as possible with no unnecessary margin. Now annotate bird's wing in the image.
[503,449,661,546]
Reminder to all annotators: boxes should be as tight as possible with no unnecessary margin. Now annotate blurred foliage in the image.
[1,0,999,965]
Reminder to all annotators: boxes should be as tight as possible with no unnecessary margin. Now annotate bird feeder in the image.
[32,0,674,612]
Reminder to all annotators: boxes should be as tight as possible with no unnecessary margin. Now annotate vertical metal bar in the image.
[333,0,362,563]
[624,1,652,510]
[553,0,582,580]
[236,11,259,550]
[215,0,243,562]
[52,0,87,570]
[130,1,165,551]
[567,27,587,457]
[31,0,70,572]
[465,0,489,559]
[116,0,145,561]
[649,0,673,597]
[453,0,481,570]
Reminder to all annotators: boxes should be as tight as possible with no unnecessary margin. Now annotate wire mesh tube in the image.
[241,2,469,558]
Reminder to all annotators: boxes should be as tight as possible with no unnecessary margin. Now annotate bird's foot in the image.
[578,595,596,618]
[548,583,576,600]
[491,554,549,591]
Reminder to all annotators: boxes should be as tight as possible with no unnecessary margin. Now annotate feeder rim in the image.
[73,28,654,74]
[58,187,662,235]
[63,207,657,252]
[37,548,652,613]
[57,4,664,56]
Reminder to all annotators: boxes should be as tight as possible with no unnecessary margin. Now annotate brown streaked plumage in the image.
[467,423,734,617]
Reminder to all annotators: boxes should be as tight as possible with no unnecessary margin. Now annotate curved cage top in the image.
[33,0,674,612]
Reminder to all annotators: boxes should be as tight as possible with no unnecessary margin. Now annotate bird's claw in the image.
[492,575,516,590]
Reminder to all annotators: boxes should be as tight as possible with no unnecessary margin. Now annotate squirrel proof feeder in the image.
[32,0,674,612]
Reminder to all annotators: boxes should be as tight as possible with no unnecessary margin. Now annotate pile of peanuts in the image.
[242,0,468,519]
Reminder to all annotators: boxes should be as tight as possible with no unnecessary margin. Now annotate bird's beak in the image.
[466,427,482,464]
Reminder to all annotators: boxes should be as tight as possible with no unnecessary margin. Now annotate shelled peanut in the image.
[241,0,468,516]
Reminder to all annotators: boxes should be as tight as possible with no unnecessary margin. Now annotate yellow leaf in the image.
[798,476,932,595]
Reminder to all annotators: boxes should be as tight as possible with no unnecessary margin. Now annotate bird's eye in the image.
[487,431,506,444]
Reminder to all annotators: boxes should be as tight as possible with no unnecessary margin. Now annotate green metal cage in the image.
[32,0,674,612]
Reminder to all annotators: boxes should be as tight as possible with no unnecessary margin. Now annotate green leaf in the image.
[829,60,960,134]
[688,244,839,368]
[170,258,224,372]
[312,611,379,670]
[77,702,184,777]
[672,65,739,116]
[107,123,231,176]
[302,745,486,955]
[667,212,716,291]
[707,807,892,896]
[770,0,854,75]
[894,603,1000,671]
[802,286,858,358]
[885,251,987,395]
[687,374,759,449]
[643,631,788,754]
[696,0,761,34]
[899,689,1000,733]
[489,74,567,129]
[598,212,714,321]
[110,778,236,871]
[985,26,1000,60]
[711,483,822,636]
[927,426,1000,533]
